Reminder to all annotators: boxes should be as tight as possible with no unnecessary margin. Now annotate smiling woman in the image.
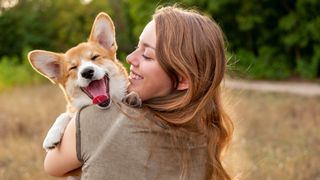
[127,20,174,102]
[44,5,233,180]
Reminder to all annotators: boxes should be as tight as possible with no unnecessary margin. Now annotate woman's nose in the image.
[126,51,139,67]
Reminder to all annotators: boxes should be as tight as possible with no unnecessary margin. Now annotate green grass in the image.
[0,50,45,92]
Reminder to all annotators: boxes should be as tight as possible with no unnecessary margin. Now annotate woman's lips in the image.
[129,70,143,80]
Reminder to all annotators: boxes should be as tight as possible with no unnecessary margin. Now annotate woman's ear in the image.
[176,76,189,90]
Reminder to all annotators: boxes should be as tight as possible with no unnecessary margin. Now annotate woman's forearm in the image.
[44,116,81,176]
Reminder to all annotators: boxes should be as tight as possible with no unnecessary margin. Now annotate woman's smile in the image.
[129,70,144,80]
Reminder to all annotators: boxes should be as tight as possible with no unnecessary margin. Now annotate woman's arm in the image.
[44,116,81,176]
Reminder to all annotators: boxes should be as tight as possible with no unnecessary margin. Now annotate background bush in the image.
[0,47,44,90]
[0,0,319,90]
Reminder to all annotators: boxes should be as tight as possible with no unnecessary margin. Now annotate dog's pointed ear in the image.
[89,12,117,50]
[28,50,62,84]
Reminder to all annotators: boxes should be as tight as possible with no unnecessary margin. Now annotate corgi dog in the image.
[28,12,140,152]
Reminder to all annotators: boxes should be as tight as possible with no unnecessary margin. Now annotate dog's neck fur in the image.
[58,84,76,113]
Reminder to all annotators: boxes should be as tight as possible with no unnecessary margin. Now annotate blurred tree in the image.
[278,0,320,79]
[187,0,319,79]
[0,0,319,79]
[0,0,111,60]
[108,0,135,54]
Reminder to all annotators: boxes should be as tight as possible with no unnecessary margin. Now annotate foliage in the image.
[178,0,320,80]
[234,47,291,80]
[0,47,44,91]
[0,0,112,57]
[296,45,320,79]
[0,0,319,89]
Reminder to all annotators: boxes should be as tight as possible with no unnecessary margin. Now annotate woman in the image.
[44,5,233,180]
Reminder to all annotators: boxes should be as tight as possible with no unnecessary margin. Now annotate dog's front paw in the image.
[122,91,142,107]
[43,128,64,151]
[43,112,73,151]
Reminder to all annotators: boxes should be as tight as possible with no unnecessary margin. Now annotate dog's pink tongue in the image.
[86,79,109,104]
[93,95,109,104]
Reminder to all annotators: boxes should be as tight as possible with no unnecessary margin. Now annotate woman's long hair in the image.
[143,6,233,180]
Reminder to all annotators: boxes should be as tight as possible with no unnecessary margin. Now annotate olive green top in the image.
[76,102,209,180]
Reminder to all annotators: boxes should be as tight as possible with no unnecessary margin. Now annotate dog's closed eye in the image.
[91,55,100,61]
[69,65,77,71]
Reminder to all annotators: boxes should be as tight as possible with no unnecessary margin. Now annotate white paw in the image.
[43,112,73,151]
[43,128,64,151]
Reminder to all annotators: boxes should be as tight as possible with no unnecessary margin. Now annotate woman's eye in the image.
[142,54,152,60]
[69,66,77,71]
[91,55,100,61]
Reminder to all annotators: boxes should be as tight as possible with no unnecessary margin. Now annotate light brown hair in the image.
[143,5,233,180]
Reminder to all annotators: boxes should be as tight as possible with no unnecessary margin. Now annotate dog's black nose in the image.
[81,68,94,79]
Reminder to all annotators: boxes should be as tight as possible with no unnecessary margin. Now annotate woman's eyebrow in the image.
[139,39,156,50]
[143,43,156,50]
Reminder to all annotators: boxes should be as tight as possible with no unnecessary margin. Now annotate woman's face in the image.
[126,20,172,101]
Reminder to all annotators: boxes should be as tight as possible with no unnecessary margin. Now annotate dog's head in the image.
[28,13,128,111]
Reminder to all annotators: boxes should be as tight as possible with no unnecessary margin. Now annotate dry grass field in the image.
[224,89,320,180]
[0,84,64,180]
[0,84,319,180]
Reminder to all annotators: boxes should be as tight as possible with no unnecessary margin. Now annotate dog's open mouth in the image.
[80,75,110,107]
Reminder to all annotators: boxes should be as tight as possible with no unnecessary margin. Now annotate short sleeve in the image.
[75,104,123,164]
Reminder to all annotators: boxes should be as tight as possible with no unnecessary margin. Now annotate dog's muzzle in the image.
[80,74,111,108]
